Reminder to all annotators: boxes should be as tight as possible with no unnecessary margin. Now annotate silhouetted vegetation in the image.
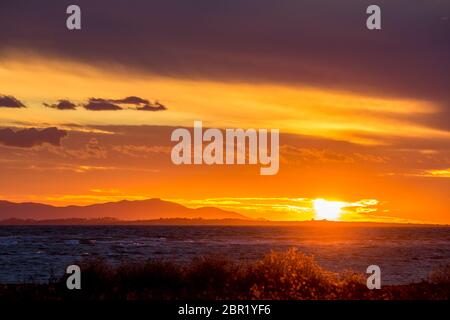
[0,249,448,300]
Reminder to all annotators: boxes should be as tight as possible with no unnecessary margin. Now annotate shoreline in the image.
[1,218,449,227]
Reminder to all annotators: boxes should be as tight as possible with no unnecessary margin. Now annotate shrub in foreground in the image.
[0,248,448,300]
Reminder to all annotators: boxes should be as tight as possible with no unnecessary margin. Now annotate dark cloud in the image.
[0,0,448,129]
[84,97,166,111]
[43,100,77,110]
[112,96,150,105]
[0,95,26,108]
[136,102,167,111]
[89,98,113,104]
[83,99,122,111]
[0,127,67,148]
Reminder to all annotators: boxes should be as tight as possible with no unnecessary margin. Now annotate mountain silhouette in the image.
[0,198,248,221]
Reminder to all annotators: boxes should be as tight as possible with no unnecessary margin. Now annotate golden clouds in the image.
[1,57,447,146]
[174,197,386,222]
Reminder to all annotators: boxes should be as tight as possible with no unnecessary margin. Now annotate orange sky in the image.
[0,56,449,224]
[0,0,449,224]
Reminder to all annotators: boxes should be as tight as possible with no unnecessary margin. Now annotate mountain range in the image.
[0,198,248,221]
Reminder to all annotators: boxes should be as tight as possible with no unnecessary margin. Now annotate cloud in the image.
[136,102,167,111]
[176,197,387,222]
[279,146,388,165]
[45,137,107,159]
[83,97,166,111]
[83,99,122,111]
[112,145,171,157]
[0,95,26,108]
[111,96,150,105]
[41,96,161,111]
[0,127,67,148]
[0,0,447,129]
[43,99,77,110]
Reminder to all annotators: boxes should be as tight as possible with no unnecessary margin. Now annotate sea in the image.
[0,225,449,284]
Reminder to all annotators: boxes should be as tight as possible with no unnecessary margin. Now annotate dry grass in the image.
[0,248,449,300]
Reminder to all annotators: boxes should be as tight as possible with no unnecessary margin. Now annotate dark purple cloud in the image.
[84,97,166,111]
[0,0,448,129]
[43,100,77,110]
[112,96,150,105]
[90,96,150,105]
[0,95,26,108]
[83,99,122,111]
[0,127,67,148]
[136,102,167,111]
[89,98,114,104]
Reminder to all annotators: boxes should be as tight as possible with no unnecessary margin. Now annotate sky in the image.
[0,0,449,223]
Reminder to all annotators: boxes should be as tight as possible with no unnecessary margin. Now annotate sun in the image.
[312,199,346,221]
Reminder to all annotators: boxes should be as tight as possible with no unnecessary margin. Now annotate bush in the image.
[1,249,449,300]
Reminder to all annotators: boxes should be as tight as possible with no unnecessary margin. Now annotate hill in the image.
[0,198,248,221]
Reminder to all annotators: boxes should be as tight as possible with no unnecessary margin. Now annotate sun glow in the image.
[313,199,346,221]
